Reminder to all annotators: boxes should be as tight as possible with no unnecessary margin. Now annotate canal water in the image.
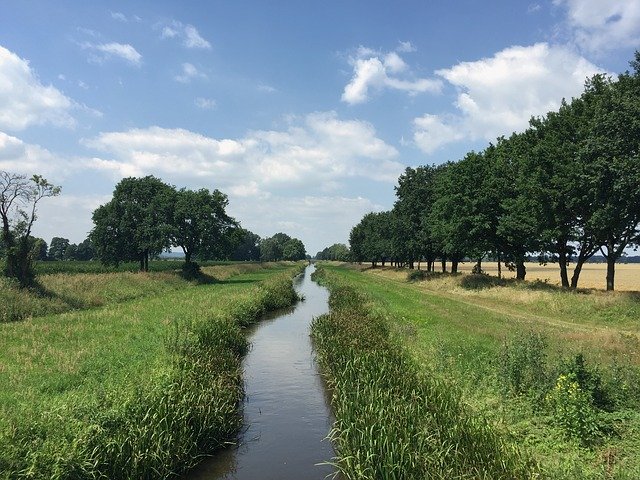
[188,264,336,480]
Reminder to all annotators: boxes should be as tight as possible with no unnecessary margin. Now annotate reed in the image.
[311,268,534,479]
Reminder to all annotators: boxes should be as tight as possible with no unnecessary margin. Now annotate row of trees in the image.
[315,243,350,261]
[350,53,640,291]
[91,176,308,271]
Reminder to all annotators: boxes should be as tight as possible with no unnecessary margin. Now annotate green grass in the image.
[311,267,534,480]
[318,264,640,479]
[0,263,303,479]
[0,262,280,323]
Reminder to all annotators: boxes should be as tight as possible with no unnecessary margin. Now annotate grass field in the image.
[316,263,640,479]
[0,262,302,479]
[453,261,640,291]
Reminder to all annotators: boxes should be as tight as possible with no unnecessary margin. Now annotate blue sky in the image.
[1,1,639,255]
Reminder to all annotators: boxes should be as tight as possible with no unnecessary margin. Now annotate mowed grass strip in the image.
[0,262,274,323]
[0,263,302,479]
[320,263,640,479]
[311,266,534,480]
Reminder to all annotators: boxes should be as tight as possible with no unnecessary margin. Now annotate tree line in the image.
[350,53,640,291]
[1,172,306,286]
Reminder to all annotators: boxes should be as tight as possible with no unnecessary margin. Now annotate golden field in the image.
[453,261,640,291]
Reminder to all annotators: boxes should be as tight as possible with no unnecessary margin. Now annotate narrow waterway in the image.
[188,264,336,480]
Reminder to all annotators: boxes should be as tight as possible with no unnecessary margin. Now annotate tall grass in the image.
[0,264,302,479]
[0,263,276,323]
[311,267,535,479]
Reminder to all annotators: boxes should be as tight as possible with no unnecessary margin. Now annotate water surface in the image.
[188,265,335,480]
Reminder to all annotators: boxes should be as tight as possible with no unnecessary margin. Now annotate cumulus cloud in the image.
[110,11,127,22]
[81,42,142,65]
[342,46,442,104]
[412,43,603,154]
[555,0,640,53]
[0,46,75,131]
[81,112,402,189]
[160,21,211,49]
[174,63,207,83]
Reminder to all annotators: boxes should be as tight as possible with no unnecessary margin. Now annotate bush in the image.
[498,331,549,399]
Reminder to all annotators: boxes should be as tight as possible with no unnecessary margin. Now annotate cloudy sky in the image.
[1,1,639,255]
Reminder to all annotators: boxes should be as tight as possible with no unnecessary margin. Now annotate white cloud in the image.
[555,0,640,53]
[160,21,211,49]
[342,45,441,104]
[81,112,402,189]
[174,62,207,83]
[0,45,75,131]
[258,83,277,93]
[0,132,73,178]
[413,43,603,153]
[397,41,416,53]
[194,97,216,109]
[527,3,542,13]
[110,11,127,22]
[82,42,142,65]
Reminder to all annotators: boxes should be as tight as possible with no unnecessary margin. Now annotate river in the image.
[187,264,336,480]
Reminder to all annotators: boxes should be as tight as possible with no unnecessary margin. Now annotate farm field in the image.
[454,261,640,291]
[316,263,640,479]
[0,262,302,479]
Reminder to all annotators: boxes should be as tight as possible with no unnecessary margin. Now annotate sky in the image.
[1,0,639,256]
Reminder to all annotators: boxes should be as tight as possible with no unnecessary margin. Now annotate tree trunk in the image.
[417,259,420,270]
[497,252,502,279]
[441,258,447,273]
[427,260,433,272]
[558,248,570,288]
[381,259,386,267]
[185,250,192,265]
[139,254,145,272]
[606,254,615,291]
[475,258,482,273]
[516,258,526,281]
[409,261,414,269]
[570,259,585,289]
[451,260,459,274]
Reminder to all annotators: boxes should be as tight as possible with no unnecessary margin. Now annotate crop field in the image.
[314,263,640,479]
[454,261,640,291]
[0,262,302,479]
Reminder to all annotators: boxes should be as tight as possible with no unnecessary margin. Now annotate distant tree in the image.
[33,237,48,261]
[231,229,261,261]
[0,171,60,286]
[316,243,350,261]
[282,238,306,260]
[171,187,237,268]
[75,237,95,261]
[63,243,78,261]
[91,176,174,271]
[49,237,70,261]
[259,232,306,261]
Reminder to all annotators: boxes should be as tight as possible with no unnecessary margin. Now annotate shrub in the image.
[498,331,549,399]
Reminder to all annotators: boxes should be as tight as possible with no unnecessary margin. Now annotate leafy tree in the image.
[231,228,261,261]
[260,236,284,262]
[171,187,237,267]
[75,238,95,261]
[91,176,174,271]
[0,171,60,286]
[49,237,70,261]
[33,237,48,261]
[64,243,78,261]
[315,243,350,261]
[282,238,306,260]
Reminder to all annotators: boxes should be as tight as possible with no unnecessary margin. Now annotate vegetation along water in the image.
[0,262,303,479]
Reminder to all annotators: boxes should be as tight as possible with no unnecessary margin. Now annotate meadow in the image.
[0,262,303,479]
[314,263,640,479]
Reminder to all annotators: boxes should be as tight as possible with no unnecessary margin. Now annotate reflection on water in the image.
[187,265,335,480]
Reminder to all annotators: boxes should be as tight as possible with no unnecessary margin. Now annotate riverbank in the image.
[0,263,303,479]
[315,263,640,478]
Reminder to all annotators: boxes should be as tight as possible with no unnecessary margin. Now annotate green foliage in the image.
[48,236,70,261]
[315,243,350,261]
[499,331,549,398]
[259,232,306,261]
[230,228,261,261]
[312,266,534,479]
[546,373,601,445]
[0,264,300,478]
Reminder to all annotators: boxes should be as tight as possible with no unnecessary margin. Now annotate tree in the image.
[33,237,48,261]
[171,187,237,267]
[64,243,78,261]
[75,238,95,261]
[1,171,60,286]
[282,238,306,260]
[231,229,261,261]
[49,237,70,261]
[315,243,350,261]
[91,176,174,271]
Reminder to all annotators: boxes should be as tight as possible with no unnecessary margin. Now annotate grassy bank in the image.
[318,264,640,478]
[310,267,534,479]
[0,263,278,323]
[0,263,303,479]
